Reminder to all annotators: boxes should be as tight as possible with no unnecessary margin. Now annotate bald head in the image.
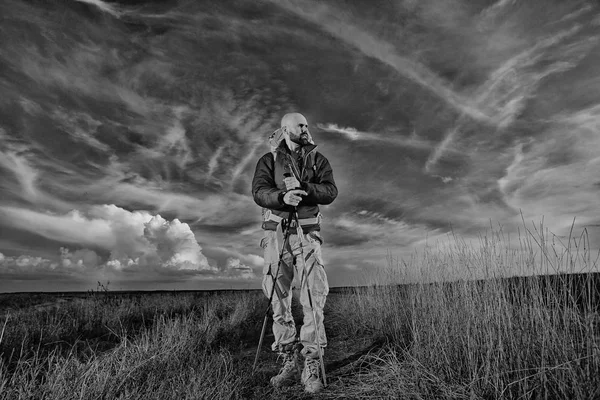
[281,113,310,149]
[281,113,307,129]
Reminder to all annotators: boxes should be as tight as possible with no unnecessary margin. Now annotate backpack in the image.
[267,128,314,162]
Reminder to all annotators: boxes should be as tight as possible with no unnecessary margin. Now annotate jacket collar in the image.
[275,140,317,157]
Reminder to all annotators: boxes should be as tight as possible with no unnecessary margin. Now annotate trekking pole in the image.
[252,210,295,374]
[296,213,327,387]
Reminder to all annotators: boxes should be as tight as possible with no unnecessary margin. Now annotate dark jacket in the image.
[252,141,338,231]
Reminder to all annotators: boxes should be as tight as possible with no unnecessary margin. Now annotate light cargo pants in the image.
[261,225,329,359]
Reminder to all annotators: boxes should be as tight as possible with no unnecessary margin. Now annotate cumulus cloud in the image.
[0,204,213,273]
[141,215,211,270]
[60,247,100,269]
[15,255,45,268]
[224,257,257,280]
[202,245,264,273]
[0,253,60,275]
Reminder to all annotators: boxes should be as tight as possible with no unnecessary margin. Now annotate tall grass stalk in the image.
[338,221,600,399]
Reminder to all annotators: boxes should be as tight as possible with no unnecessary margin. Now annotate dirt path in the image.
[236,294,386,399]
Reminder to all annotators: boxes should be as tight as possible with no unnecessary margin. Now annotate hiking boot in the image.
[301,357,323,394]
[270,352,298,388]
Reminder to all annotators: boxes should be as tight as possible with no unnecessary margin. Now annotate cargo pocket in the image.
[310,261,329,298]
[261,231,279,275]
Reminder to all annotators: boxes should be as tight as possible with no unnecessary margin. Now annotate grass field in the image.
[1,223,599,399]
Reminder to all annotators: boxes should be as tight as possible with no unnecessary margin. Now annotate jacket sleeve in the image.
[252,153,287,210]
[300,153,338,206]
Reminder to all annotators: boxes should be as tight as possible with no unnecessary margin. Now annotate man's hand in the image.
[283,189,307,207]
[283,176,301,191]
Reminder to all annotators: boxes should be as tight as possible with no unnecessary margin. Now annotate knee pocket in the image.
[261,232,279,270]
[311,293,327,309]
[301,262,329,300]
[262,274,274,297]
[311,264,329,297]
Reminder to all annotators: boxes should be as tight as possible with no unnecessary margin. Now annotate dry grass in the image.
[0,291,265,399]
[1,220,599,399]
[329,220,600,399]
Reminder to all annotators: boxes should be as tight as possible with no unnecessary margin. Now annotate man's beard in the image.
[291,133,310,146]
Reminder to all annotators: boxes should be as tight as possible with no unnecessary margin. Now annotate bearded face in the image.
[281,113,313,148]
[285,119,310,146]
[289,130,311,146]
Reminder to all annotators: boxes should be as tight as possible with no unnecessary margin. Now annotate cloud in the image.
[0,147,38,199]
[134,106,195,170]
[424,125,460,174]
[0,136,82,212]
[224,257,257,280]
[0,253,60,277]
[425,22,593,174]
[1,3,285,224]
[60,247,100,268]
[327,124,424,150]
[205,144,226,183]
[3,0,598,290]
[0,206,117,249]
[498,104,600,234]
[141,215,211,270]
[318,123,433,150]
[202,245,264,271]
[0,204,213,272]
[208,90,282,189]
[278,1,595,181]
[51,108,110,152]
[317,124,362,141]
[272,0,493,123]
[65,152,260,226]
[226,258,250,269]
[74,0,122,18]
[104,181,258,226]
[331,211,445,249]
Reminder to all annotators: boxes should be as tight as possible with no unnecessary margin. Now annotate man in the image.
[251,112,337,394]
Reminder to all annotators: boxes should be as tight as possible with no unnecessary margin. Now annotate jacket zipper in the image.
[300,146,317,181]
[286,146,317,182]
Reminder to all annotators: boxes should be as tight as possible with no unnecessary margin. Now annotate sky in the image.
[1,0,600,292]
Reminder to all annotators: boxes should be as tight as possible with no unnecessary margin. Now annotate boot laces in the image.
[305,358,320,378]
[276,352,295,372]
